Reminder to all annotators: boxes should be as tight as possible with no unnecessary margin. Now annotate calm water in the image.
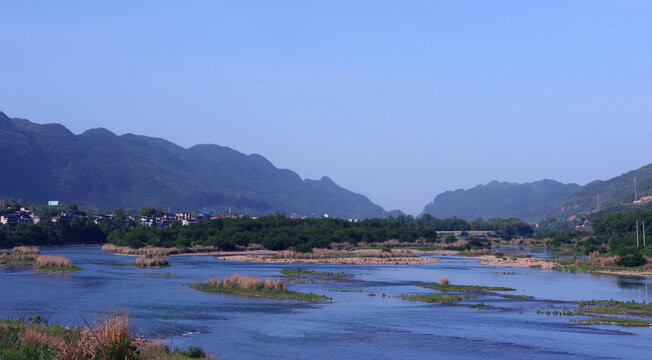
[1,246,651,360]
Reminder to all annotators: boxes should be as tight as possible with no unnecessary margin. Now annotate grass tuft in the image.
[134,257,170,268]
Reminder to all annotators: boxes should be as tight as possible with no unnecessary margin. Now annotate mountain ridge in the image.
[0,111,387,218]
[422,179,582,221]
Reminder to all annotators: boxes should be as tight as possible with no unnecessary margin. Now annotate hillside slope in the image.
[557,164,652,216]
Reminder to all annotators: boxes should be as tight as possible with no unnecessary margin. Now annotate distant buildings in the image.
[0,212,37,230]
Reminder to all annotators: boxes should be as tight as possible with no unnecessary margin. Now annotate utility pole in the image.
[636,220,640,248]
[644,220,647,247]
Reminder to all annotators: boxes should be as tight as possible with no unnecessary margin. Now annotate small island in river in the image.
[190,274,330,301]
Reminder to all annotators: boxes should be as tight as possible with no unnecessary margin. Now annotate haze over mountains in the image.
[0,111,388,218]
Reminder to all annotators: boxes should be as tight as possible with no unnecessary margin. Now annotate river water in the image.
[1,246,651,359]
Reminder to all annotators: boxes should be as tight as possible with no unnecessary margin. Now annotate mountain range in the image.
[0,111,388,218]
[422,163,652,222]
[422,180,581,221]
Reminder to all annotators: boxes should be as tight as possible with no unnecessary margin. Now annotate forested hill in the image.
[0,111,387,218]
[422,180,581,221]
[557,163,652,216]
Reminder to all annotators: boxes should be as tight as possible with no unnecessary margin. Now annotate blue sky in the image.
[1,1,652,215]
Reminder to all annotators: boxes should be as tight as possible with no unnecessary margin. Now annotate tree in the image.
[138,206,163,217]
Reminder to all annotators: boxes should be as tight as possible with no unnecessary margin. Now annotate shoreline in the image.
[99,245,652,276]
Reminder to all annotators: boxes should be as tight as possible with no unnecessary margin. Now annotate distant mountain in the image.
[557,163,652,216]
[422,180,581,221]
[387,209,406,218]
[0,111,387,218]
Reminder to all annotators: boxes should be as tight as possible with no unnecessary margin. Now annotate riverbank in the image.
[475,254,652,277]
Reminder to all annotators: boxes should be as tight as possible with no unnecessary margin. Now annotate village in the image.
[0,198,247,231]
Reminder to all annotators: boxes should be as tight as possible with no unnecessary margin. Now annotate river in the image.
[1,246,651,359]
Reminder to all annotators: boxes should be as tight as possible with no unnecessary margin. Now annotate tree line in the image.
[2,204,535,250]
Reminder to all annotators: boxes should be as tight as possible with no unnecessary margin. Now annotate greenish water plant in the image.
[397,293,476,303]
[421,284,515,292]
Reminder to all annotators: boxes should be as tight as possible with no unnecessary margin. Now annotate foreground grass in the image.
[421,284,515,292]
[397,293,476,303]
[190,283,329,301]
[0,316,216,360]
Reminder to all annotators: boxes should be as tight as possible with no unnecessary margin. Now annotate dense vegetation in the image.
[0,204,128,249]
[105,214,534,251]
[534,210,652,267]
[107,215,439,251]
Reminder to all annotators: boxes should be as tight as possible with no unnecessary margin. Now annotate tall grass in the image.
[134,256,169,267]
[208,274,286,291]
[102,244,180,256]
[588,251,618,267]
[13,246,40,255]
[35,255,74,268]
[2,310,216,359]
[1,247,40,264]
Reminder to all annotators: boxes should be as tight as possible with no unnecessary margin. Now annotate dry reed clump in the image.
[439,276,449,285]
[134,256,169,267]
[187,245,218,253]
[208,274,286,291]
[588,251,619,267]
[35,255,74,268]
[102,243,179,256]
[0,252,8,264]
[13,246,40,255]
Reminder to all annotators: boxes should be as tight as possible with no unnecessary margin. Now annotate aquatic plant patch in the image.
[578,300,652,317]
[281,268,350,276]
[35,266,82,273]
[397,293,477,303]
[421,284,515,292]
[573,316,652,327]
[501,294,533,299]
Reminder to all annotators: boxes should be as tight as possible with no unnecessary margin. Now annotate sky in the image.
[1,1,652,215]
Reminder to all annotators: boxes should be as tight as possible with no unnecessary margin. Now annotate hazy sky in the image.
[2,1,652,215]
